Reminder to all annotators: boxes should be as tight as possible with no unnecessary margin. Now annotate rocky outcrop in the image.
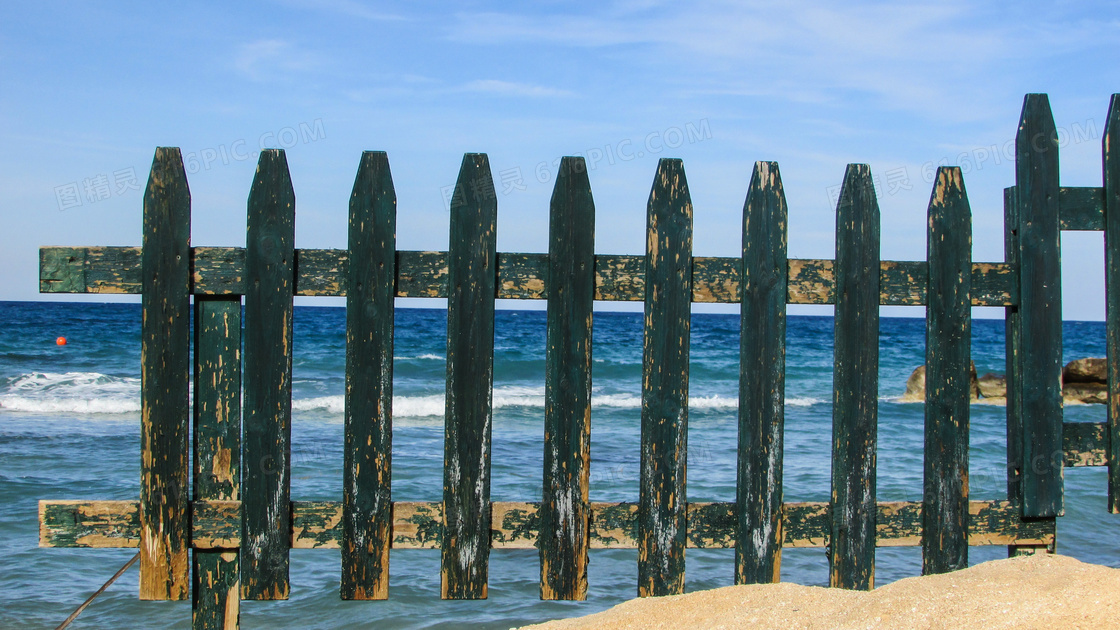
[1062,358,1107,405]
[899,358,1109,405]
[1063,358,1106,384]
[898,363,980,403]
[977,373,1006,398]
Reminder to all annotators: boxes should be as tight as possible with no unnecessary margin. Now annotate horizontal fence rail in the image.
[33,93,1120,630]
[41,246,1023,305]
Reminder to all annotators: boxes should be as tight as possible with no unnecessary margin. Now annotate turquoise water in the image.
[0,301,1115,628]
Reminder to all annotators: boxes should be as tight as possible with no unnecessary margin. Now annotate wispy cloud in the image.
[442,2,1100,122]
[233,39,323,81]
[276,0,407,21]
[456,80,574,98]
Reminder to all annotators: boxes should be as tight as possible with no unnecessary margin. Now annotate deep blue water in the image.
[0,301,1115,628]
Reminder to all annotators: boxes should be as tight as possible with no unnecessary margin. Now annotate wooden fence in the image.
[36,93,1120,628]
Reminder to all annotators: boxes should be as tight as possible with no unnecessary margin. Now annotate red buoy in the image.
[56,336,67,346]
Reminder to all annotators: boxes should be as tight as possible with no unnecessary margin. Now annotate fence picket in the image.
[1105,95,1120,514]
[140,147,191,601]
[192,295,242,629]
[638,158,693,597]
[341,151,397,599]
[830,164,880,590]
[540,157,595,600]
[441,154,497,599]
[1015,94,1064,519]
[922,167,972,574]
[241,149,296,600]
[736,161,788,584]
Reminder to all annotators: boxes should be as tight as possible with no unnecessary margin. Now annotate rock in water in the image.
[899,365,927,403]
[1063,358,1106,384]
[1064,382,1107,404]
[977,373,1006,399]
[899,363,980,402]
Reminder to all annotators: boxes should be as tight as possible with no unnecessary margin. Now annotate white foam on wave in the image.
[0,371,829,418]
[289,387,824,418]
[0,372,141,414]
[396,353,444,361]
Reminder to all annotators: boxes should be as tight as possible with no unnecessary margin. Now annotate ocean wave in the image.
[292,389,826,417]
[0,372,141,414]
[397,353,444,361]
[0,371,828,417]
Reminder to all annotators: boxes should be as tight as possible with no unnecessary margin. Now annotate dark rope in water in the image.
[55,552,140,630]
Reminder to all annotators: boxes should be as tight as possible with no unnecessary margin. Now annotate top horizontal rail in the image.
[40,246,1016,306]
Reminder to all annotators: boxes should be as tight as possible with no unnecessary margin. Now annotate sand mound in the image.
[519,554,1118,630]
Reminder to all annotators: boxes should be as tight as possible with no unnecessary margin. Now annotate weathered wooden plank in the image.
[736,161,788,585]
[1004,186,1025,515]
[194,552,238,629]
[442,154,497,600]
[193,247,246,294]
[396,251,446,297]
[1015,94,1064,518]
[1063,422,1107,467]
[922,167,972,575]
[39,500,141,548]
[341,151,396,600]
[140,147,191,601]
[241,149,296,600]
[193,298,242,504]
[540,157,595,601]
[40,245,1016,306]
[192,296,242,629]
[40,246,142,293]
[1060,186,1106,231]
[1105,95,1120,512]
[40,499,1055,550]
[638,159,693,598]
[831,163,880,591]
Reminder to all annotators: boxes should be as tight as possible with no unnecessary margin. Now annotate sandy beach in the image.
[519,554,1118,630]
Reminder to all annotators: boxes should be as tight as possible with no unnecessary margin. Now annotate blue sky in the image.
[1,1,1117,319]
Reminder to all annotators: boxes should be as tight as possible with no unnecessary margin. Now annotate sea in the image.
[1,300,1116,629]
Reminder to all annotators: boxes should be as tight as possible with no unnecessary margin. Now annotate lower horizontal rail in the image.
[40,499,1053,550]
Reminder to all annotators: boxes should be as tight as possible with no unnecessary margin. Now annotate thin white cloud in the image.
[442,2,1106,122]
[233,39,322,81]
[276,0,407,21]
[456,80,574,98]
